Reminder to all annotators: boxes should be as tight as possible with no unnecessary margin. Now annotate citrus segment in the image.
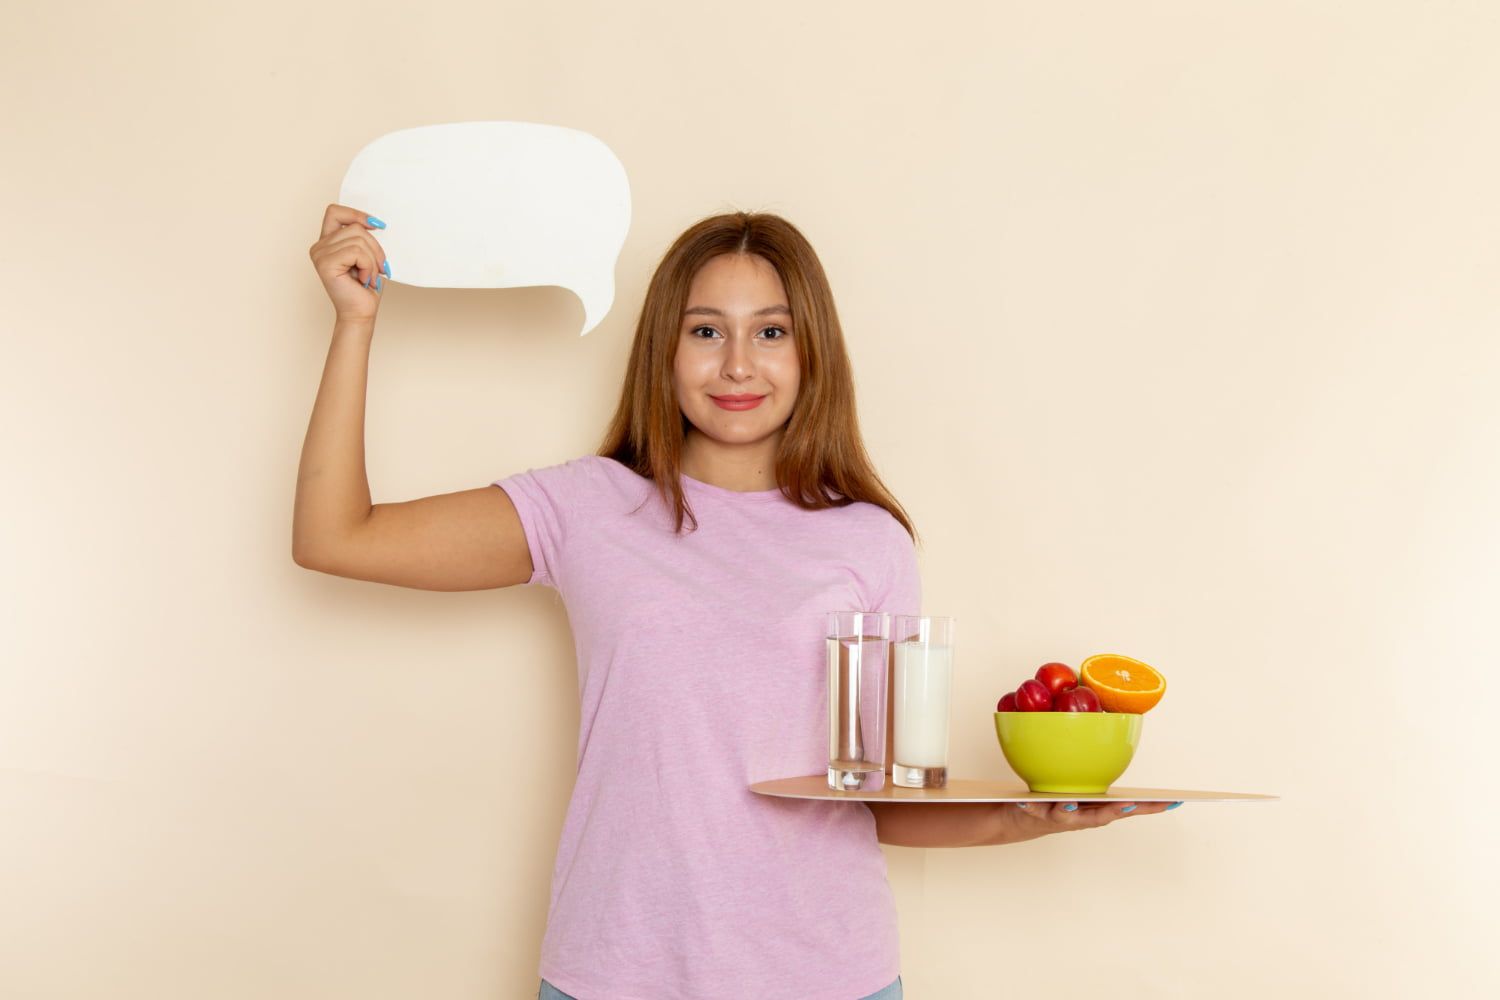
[1078,654,1166,714]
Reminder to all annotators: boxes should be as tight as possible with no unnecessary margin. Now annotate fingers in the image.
[1014,800,1183,831]
[310,232,369,289]
[364,230,388,288]
[320,202,385,239]
[336,224,387,281]
[348,228,388,290]
[1036,802,1115,829]
[312,205,389,289]
[313,225,388,292]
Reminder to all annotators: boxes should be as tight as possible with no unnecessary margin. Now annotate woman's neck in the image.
[679,431,780,492]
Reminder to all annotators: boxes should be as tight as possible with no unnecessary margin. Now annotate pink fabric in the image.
[493,455,921,1000]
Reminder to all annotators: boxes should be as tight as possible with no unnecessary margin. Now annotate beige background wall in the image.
[3,1,1496,997]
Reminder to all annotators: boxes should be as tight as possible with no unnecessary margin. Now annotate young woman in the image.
[295,205,1174,1000]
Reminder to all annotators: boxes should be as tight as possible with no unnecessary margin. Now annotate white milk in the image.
[893,642,954,768]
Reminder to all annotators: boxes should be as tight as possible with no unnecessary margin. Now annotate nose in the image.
[721,334,754,382]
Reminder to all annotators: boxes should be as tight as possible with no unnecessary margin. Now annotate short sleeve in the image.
[492,456,597,590]
[867,516,921,621]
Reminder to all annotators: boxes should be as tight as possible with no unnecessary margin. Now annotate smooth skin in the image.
[674,252,800,492]
[292,204,1179,844]
[295,204,533,590]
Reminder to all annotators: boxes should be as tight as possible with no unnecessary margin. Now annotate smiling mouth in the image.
[710,394,766,410]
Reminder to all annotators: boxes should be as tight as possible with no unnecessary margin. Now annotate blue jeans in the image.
[539,975,902,999]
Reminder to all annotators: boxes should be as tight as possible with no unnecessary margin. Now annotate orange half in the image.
[1079,654,1166,714]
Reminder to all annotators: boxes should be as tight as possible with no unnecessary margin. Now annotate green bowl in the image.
[994,711,1143,794]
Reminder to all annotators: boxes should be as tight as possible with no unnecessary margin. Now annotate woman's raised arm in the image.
[291,204,533,591]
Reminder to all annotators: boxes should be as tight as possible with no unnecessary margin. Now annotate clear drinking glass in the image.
[826,611,890,792]
[891,615,957,788]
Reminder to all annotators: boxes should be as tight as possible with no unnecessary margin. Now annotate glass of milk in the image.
[891,615,957,789]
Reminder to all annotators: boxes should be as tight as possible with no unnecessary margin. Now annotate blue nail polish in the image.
[375,276,383,291]
[381,259,391,277]
[1166,801,1183,810]
[363,275,370,288]
[1063,803,1077,812]
[1121,804,1137,814]
[367,216,386,228]
[1016,802,1028,809]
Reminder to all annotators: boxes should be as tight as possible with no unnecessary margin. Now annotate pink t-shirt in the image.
[493,455,921,1000]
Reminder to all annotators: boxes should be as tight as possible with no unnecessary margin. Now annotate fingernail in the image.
[1166,801,1183,810]
[363,275,370,288]
[1063,803,1077,812]
[1120,804,1137,814]
[375,276,383,291]
[381,259,391,277]
[1016,802,1029,809]
[367,216,386,229]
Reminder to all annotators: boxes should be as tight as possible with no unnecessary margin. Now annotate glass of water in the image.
[891,615,957,788]
[826,611,890,792]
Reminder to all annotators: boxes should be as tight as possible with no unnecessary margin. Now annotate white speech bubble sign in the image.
[338,121,631,335]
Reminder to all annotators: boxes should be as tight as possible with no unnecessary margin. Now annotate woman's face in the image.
[673,253,800,447]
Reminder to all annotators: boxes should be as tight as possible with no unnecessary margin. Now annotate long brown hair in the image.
[597,211,918,544]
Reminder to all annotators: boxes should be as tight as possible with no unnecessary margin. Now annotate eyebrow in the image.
[683,305,792,318]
